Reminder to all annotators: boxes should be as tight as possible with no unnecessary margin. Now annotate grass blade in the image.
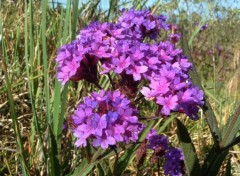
[188,17,206,47]
[41,0,51,123]
[1,59,29,175]
[220,104,240,149]
[25,0,47,166]
[151,0,162,14]
[72,0,79,40]
[53,0,71,140]
[108,0,118,21]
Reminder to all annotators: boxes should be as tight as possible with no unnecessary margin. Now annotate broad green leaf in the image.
[201,147,228,176]
[176,119,201,176]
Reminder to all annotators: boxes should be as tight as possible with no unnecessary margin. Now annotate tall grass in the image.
[0,0,239,175]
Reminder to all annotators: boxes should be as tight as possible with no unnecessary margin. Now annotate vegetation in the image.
[0,0,240,175]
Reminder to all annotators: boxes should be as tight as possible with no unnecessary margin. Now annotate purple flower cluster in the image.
[71,90,143,149]
[147,134,169,158]
[117,8,169,40]
[56,8,205,151]
[56,9,169,85]
[55,9,204,120]
[147,129,184,176]
[137,41,204,119]
[163,148,184,176]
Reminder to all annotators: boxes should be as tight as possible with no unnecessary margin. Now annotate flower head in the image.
[71,90,143,149]
[56,8,204,120]
[163,147,184,176]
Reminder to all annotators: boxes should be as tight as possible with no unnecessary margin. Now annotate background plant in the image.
[0,0,240,175]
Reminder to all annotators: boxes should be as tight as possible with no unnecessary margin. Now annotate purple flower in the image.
[146,128,158,139]
[147,134,169,151]
[140,87,157,100]
[159,49,173,61]
[169,34,181,43]
[55,8,204,121]
[117,8,168,40]
[127,65,148,81]
[177,87,204,120]
[163,147,184,176]
[157,95,178,115]
[112,55,131,74]
[216,44,223,55]
[200,24,208,32]
[57,58,81,85]
[149,77,170,95]
[92,134,116,149]
[146,130,185,174]
[130,48,145,61]
[71,90,143,149]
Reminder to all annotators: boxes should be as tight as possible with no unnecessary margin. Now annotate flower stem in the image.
[93,81,103,89]
[107,73,115,89]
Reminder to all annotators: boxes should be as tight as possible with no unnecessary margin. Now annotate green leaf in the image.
[176,119,201,176]
[41,0,51,123]
[156,114,175,134]
[108,0,118,20]
[49,125,60,176]
[71,159,95,176]
[72,0,80,40]
[201,147,228,176]
[97,163,105,176]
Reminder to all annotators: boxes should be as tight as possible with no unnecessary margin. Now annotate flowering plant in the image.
[56,8,204,176]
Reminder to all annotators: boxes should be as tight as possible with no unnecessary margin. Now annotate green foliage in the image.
[176,119,201,176]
